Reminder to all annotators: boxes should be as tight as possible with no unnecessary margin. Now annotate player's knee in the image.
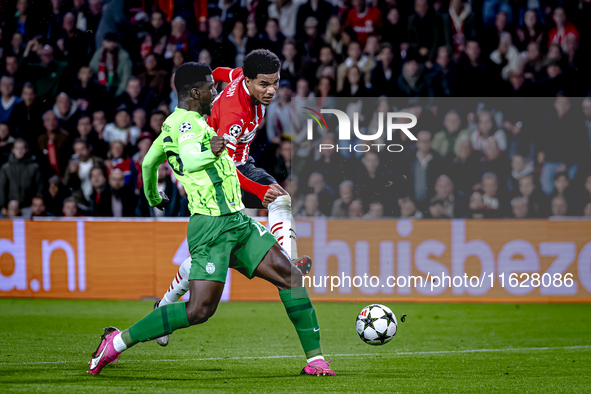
[186,304,216,325]
[275,260,303,291]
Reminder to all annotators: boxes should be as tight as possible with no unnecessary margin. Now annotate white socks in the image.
[307,355,325,363]
[268,195,297,260]
[160,257,191,306]
[113,333,127,352]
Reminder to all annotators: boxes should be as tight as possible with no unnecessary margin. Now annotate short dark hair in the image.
[174,62,212,99]
[72,138,90,149]
[243,49,281,80]
[13,138,29,151]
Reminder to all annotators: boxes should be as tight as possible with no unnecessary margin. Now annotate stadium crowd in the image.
[0,0,590,219]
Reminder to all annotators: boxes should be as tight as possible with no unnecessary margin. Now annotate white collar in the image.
[242,80,251,96]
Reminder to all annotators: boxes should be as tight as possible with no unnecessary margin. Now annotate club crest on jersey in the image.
[229,124,242,138]
[206,262,215,274]
[179,122,192,133]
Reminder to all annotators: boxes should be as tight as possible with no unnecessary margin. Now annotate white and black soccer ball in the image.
[179,122,193,133]
[356,304,398,346]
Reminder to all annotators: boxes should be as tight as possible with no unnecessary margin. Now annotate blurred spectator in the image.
[146,10,170,57]
[139,162,180,217]
[147,110,166,136]
[404,130,444,207]
[103,107,141,145]
[355,151,389,211]
[298,17,324,63]
[407,0,444,62]
[348,199,364,218]
[62,196,79,217]
[0,139,43,215]
[29,196,48,217]
[44,174,68,216]
[507,153,534,193]
[489,32,520,81]
[331,179,355,217]
[3,56,21,92]
[38,111,70,177]
[90,167,137,217]
[266,81,292,146]
[514,9,544,51]
[268,0,305,40]
[432,109,470,160]
[548,7,579,53]
[5,200,22,218]
[0,76,21,123]
[69,66,108,114]
[228,20,248,68]
[57,12,92,70]
[105,140,137,188]
[53,92,79,133]
[0,123,15,166]
[22,42,68,104]
[583,202,591,217]
[307,172,335,216]
[548,171,575,214]
[63,139,104,203]
[448,135,480,196]
[477,139,510,181]
[203,17,236,68]
[303,133,346,192]
[399,196,423,219]
[539,95,586,195]
[481,172,506,217]
[344,0,382,48]
[468,190,485,219]
[340,65,370,97]
[433,174,466,218]
[471,110,507,152]
[133,108,147,131]
[280,39,310,88]
[396,58,431,97]
[550,195,568,217]
[137,54,169,99]
[364,201,384,219]
[7,83,43,149]
[324,16,343,61]
[336,41,375,92]
[298,192,324,217]
[426,197,448,219]
[273,138,292,184]
[443,0,477,55]
[371,43,397,96]
[511,196,529,219]
[517,174,547,218]
[285,175,304,214]
[296,0,333,40]
[454,40,500,96]
[76,114,108,158]
[89,33,132,97]
[260,18,285,57]
[6,0,40,41]
[115,77,157,113]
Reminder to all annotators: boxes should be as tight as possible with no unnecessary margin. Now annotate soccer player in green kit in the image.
[86,63,335,376]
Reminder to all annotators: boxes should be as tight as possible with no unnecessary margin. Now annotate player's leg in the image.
[88,279,224,375]
[238,158,311,274]
[233,214,333,376]
[153,256,192,346]
[266,183,311,275]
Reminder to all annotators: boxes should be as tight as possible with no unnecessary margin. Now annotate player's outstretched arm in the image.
[142,141,167,207]
[212,67,240,84]
[235,170,283,207]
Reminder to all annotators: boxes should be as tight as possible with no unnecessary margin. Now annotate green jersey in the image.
[142,107,244,216]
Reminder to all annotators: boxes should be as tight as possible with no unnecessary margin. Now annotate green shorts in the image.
[187,211,277,283]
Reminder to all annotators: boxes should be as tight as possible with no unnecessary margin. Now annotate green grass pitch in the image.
[1,299,590,393]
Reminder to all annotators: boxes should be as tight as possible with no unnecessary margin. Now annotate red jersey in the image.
[344,8,383,47]
[208,67,266,165]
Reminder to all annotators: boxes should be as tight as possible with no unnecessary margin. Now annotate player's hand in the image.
[211,135,226,157]
[155,191,170,211]
[262,185,282,208]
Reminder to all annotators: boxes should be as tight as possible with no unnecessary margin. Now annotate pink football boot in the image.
[87,326,122,375]
[301,358,335,376]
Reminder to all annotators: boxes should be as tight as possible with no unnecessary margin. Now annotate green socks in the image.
[279,287,322,359]
[121,302,190,348]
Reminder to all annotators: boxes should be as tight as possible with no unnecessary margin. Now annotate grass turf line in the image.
[0,299,590,393]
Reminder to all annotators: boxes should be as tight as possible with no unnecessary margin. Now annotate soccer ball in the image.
[356,304,398,345]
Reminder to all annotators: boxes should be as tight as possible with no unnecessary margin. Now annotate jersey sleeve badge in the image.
[179,122,193,133]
